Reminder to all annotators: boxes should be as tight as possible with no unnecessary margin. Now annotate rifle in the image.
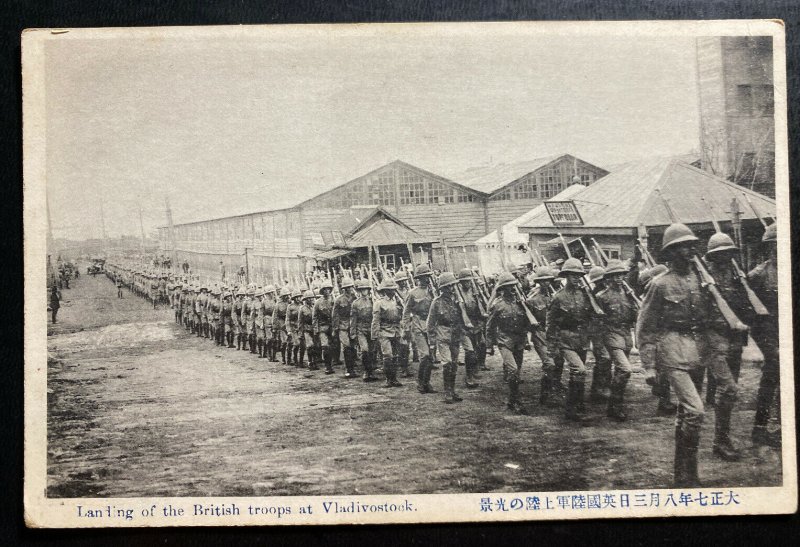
[621,280,642,308]
[514,283,540,327]
[691,256,749,332]
[366,246,377,299]
[590,238,610,265]
[741,192,770,227]
[442,240,452,271]
[636,239,657,268]
[731,258,769,316]
[453,283,475,329]
[557,233,605,316]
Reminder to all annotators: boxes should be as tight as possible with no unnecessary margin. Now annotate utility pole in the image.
[137,202,146,256]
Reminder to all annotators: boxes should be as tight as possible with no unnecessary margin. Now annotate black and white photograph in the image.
[23,20,795,527]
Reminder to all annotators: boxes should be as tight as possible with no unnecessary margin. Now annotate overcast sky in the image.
[44,28,701,240]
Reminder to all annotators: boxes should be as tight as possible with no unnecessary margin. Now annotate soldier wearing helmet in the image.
[246,287,259,354]
[298,290,317,369]
[595,259,638,422]
[351,279,379,381]
[403,264,436,394]
[372,278,404,387]
[699,231,754,460]
[272,286,292,364]
[332,277,358,378]
[457,268,486,388]
[426,272,467,403]
[637,223,710,487]
[393,271,413,379]
[527,267,561,407]
[313,280,335,374]
[286,288,303,366]
[209,288,222,346]
[486,271,530,414]
[253,288,267,358]
[233,288,245,350]
[262,285,279,361]
[221,291,236,348]
[748,221,780,448]
[546,257,599,423]
[201,285,212,339]
[585,265,614,405]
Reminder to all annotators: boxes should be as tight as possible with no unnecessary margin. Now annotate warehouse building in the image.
[159,155,608,279]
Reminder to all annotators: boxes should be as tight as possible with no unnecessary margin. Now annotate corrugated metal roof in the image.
[475,183,587,245]
[448,155,564,194]
[519,158,776,231]
[347,218,436,248]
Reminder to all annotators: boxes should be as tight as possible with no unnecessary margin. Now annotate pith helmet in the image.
[265,284,277,294]
[661,223,699,252]
[236,288,246,296]
[302,290,315,301]
[496,272,518,289]
[319,280,333,291]
[340,277,355,289]
[291,288,302,299]
[437,272,458,288]
[587,266,606,283]
[762,222,777,243]
[603,259,628,276]
[533,266,555,281]
[280,287,292,297]
[355,279,370,291]
[377,278,398,292]
[559,258,585,276]
[414,264,433,278]
[457,268,474,281]
[393,271,408,283]
[706,232,737,254]
[254,288,265,297]
[639,264,668,288]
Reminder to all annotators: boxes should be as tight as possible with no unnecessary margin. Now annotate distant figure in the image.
[49,285,60,324]
[219,261,226,282]
[182,260,189,274]
[116,275,123,298]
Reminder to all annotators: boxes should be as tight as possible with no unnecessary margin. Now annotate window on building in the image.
[399,170,426,205]
[428,181,456,204]
[491,188,511,201]
[457,193,475,203]
[512,173,539,199]
[539,166,565,198]
[365,173,395,206]
[380,254,395,270]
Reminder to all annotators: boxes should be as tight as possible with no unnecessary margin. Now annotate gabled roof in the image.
[519,158,776,232]
[448,154,608,195]
[475,183,587,246]
[344,207,436,248]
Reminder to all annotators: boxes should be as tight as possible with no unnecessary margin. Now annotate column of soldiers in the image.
[103,219,781,488]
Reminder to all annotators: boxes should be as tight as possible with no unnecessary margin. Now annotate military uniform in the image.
[403,265,435,393]
[287,293,302,366]
[427,273,466,403]
[458,269,486,388]
[272,290,291,364]
[487,273,530,412]
[748,224,780,447]
[372,279,404,387]
[527,268,560,406]
[332,281,357,378]
[351,281,378,381]
[313,285,335,374]
[262,288,278,361]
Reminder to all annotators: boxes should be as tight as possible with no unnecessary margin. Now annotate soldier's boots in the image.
[297,346,305,368]
[590,360,612,403]
[674,416,703,488]
[257,340,264,358]
[362,351,379,382]
[250,334,258,354]
[656,397,678,417]
[236,334,242,350]
[416,357,437,393]
[323,348,335,374]
[227,332,235,348]
[293,345,301,366]
[269,340,278,362]
[343,347,356,378]
[705,372,717,407]
[382,357,403,388]
[464,351,479,389]
[280,343,287,364]
[712,398,741,461]
[565,378,592,424]
[606,372,630,422]
[443,363,463,404]
[751,425,781,448]
[286,343,294,365]
[308,347,320,370]
[507,378,528,415]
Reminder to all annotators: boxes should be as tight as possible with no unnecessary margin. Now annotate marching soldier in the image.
[371,278,404,387]
[458,268,486,388]
[287,289,303,366]
[263,285,278,362]
[253,288,267,358]
[637,223,712,487]
[587,266,613,403]
[748,223,780,448]
[394,272,413,378]
[638,264,676,416]
[299,290,316,369]
[486,272,529,413]
[221,291,235,348]
[404,264,436,394]
[210,288,222,346]
[273,287,291,364]
[595,259,638,422]
[233,289,246,350]
[527,267,560,406]
[427,272,466,403]
[49,284,61,324]
[313,280,335,374]
[700,232,753,460]
[351,279,379,382]
[332,278,358,378]
[546,258,597,423]
[245,287,258,354]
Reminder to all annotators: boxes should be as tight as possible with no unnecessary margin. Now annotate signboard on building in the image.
[310,232,325,246]
[544,200,584,226]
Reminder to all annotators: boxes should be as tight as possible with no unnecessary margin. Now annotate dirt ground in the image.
[46,270,782,498]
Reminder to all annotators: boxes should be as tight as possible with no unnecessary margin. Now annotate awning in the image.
[312,248,352,261]
[541,235,580,247]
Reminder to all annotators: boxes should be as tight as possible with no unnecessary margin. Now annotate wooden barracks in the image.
[158,154,609,279]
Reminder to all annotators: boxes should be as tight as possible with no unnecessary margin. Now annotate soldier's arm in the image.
[545,296,560,342]
[401,291,413,323]
[331,298,341,332]
[311,302,319,335]
[635,281,663,349]
[485,301,499,347]
[349,301,358,338]
[425,298,439,334]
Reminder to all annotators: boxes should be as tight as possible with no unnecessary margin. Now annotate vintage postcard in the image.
[23,20,795,527]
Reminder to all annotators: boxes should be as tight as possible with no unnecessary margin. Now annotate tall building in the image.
[696,36,775,197]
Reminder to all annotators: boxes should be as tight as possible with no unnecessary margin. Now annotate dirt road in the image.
[46,272,782,497]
